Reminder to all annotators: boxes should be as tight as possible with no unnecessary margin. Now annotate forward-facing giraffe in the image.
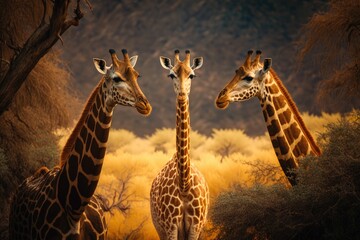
[9,49,152,239]
[215,50,321,186]
[150,50,209,240]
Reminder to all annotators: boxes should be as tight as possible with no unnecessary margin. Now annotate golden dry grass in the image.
[55,112,341,239]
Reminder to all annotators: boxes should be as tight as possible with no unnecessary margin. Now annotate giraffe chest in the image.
[150,158,209,235]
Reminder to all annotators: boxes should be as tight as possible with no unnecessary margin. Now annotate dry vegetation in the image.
[1,0,359,239]
[299,0,360,109]
[53,112,341,239]
[0,0,86,237]
[0,51,78,238]
[210,111,360,240]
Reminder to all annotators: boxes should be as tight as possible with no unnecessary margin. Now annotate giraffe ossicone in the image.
[215,50,321,186]
[9,49,151,239]
[150,50,209,240]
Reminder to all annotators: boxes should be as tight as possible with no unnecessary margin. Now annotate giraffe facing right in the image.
[9,49,151,239]
[215,50,321,185]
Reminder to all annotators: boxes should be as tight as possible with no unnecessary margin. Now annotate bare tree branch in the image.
[0,59,10,65]
[0,0,91,116]
[96,174,134,216]
[124,218,148,240]
[0,39,21,54]
[41,0,48,25]
[241,159,285,184]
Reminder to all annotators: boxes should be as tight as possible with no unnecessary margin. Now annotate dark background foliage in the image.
[210,111,360,240]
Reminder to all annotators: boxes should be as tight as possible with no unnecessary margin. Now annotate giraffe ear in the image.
[263,58,272,73]
[129,55,138,67]
[191,57,203,70]
[159,56,173,70]
[93,58,107,74]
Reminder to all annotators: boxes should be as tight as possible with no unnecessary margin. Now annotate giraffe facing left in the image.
[9,49,152,239]
[215,50,321,185]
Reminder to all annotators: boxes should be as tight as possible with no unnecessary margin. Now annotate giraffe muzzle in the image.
[215,90,230,109]
[216,99,229,109]
[135,97,152,116]
[177,92,188,102]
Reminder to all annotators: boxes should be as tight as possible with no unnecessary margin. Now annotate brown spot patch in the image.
[80,126,87,142]
[278,108,292,125]
[68,155,79,182]
[90,139,106,159]
[78,172,98,198]
[267,119,281,136]
[69,186,81,210]
[269,85,279,94]
[75,138,83,156]
[180,131,188,138]
[296,136,309,156]
[262,110,268,122]
[36,200,50,228]
[57,172,69,207]
[99,108,111,124]
[273,95,286,110]
[277,136,289,155]
[87,115,95,131]
[284,122,300,147]
[46,202,60,223]
[292,145,302,158]
[95,122,109,143]
[82,154,102,176]
[46,228,62,239]
[266,104,275,117]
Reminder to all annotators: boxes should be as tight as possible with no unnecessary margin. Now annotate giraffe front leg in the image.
[186,225,202,240]
[166,224,180,240]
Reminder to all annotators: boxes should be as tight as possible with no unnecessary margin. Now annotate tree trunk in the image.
[0,0,88,116]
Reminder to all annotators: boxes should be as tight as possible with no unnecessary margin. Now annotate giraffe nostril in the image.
[135,97,152,115]
[219,89,227,97]
[137,96,147,105]
[216,89,230,109]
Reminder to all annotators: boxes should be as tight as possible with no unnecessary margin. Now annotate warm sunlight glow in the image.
[55,112,341,239]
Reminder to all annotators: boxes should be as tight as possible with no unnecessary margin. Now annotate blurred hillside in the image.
[60,0,330,136]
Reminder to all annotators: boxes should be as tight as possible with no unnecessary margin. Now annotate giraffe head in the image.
[93,49,152,115]
[216,50,272,109]
[159,50,203,99]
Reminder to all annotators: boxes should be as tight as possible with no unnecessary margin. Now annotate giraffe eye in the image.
[243,76,253,81]
[168,73,176,79]
[189,74,195,79]
[113,76,125,83]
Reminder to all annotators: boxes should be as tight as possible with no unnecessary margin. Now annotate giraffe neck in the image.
[176,94,191,193]
[260,69,321,185]
[57,77,113,222]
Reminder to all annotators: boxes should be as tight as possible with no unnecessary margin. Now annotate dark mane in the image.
[270,69,321,156]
